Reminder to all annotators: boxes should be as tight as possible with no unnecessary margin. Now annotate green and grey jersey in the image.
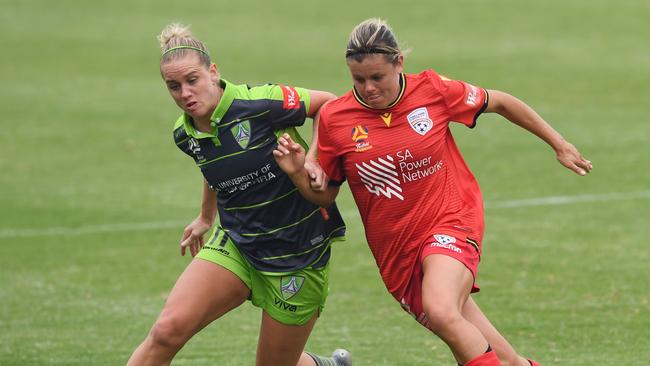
[173,80,346,273]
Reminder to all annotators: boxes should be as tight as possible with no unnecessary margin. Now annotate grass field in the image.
[1,0,649,365]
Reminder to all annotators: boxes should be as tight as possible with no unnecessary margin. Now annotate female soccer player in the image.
[274,18,592,366]
[127,23,351,366]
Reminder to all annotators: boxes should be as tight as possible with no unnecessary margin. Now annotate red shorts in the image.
[398,228,482,329]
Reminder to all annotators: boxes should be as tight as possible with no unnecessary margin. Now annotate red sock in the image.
[464,350,501,366]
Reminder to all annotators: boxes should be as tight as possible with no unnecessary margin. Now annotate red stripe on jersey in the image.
[279,84,300,110]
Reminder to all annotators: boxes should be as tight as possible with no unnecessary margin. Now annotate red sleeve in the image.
[431,72,488,128]
[317,105,345,185]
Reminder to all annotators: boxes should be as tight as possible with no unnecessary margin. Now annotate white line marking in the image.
[0,220,188,239]
[1,191,649,238]
[485,190,650,209]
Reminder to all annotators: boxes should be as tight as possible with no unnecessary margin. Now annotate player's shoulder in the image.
[172,114,185,129]
[223,79,266,101]
[408,69,448,89]
[321,91,356,115]
[244,82,309,112]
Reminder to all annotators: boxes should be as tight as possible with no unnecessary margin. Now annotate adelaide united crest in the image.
[407,107,433,135]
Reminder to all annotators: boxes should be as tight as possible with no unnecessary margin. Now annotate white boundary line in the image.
[485,190,650,209]
[0,220,188,239]
[1,191,649,239]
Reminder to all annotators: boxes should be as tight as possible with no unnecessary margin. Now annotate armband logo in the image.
[280,84,300,109]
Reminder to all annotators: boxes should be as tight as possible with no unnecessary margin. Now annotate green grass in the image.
[1,0,649,365]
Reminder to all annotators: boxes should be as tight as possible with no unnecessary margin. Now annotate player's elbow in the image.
[486,89,519,115]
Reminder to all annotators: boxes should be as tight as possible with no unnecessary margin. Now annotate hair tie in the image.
[345,48,396,58]
[162,45,209,57]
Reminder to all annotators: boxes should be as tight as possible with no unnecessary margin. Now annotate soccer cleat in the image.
[528,360,541,366]
[331,348,352,366]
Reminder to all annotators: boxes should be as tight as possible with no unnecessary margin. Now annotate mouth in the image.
[186,101,198,111]
[365,94,381,102]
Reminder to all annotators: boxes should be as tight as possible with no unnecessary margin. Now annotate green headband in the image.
[162,45,209,57]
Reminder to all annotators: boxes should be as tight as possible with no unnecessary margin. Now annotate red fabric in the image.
[464,350,501,366]
[318,70,487,302]
[528,360,541,366]
[279,84,300,109]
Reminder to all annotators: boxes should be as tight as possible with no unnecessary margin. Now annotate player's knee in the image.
[149,314,189,350]
[422,301,463,335]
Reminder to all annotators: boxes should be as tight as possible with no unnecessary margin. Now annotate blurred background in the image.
[1,0,648,364]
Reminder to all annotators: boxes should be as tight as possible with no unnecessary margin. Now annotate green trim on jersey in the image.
[260,227,347,261]
[196,136,274,167]
[239,207,322,237]
[223,188,299,211]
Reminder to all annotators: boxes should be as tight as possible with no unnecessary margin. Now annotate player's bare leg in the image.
[421,254,499,365]
[127,259,250,366]
[463,296,532,366]
[257,311,351,366]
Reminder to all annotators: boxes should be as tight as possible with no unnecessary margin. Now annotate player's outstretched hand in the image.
[180,216,211,257]
[274,133,306,176]
[556,142,593,176]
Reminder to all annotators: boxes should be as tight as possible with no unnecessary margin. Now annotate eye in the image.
[371,75,383,82]
[167,82,180,91]
[188,77,198,85]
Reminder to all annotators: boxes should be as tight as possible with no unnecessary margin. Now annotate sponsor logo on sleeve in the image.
[465,84,479,106]
[407,107,433,135]
[279,84,300,110]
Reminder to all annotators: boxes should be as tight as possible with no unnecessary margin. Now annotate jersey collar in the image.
[352,72,406,110]
[182,79,235,138]
[209,79,235,125]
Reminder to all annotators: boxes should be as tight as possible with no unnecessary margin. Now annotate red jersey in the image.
[318,70,488,300]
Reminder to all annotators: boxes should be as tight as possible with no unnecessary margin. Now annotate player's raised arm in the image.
[304,90,336,191]
[274,133,339,207]
[485,89,593,176]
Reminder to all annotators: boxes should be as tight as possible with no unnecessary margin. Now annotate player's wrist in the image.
[287,166,310,183]
[197,213,215,227]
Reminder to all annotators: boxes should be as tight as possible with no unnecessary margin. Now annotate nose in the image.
[180,84,192,99]
[363,81,377,94]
